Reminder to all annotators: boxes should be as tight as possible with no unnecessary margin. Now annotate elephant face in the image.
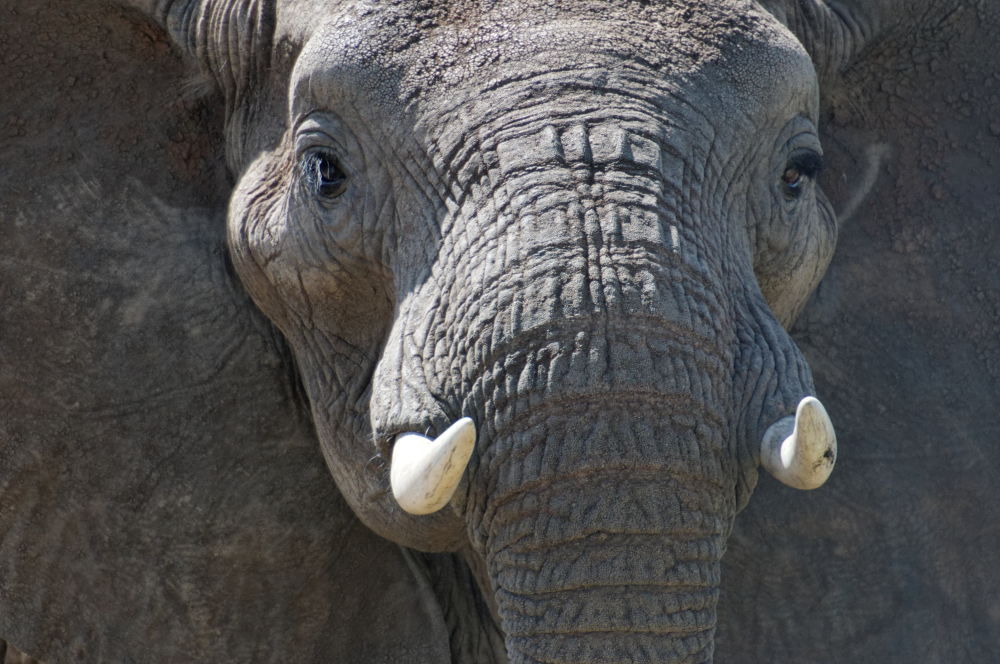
[186,0,838,660]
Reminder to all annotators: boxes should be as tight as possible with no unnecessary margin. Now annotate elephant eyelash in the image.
[787,151,826,180]
[781,151,825,197]
[302,149,349,199]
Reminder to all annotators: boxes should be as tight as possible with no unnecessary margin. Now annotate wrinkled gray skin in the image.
[144,0,842,661]
[3,0,998,663]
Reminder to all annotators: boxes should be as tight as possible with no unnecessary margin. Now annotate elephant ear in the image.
[1,1,454,662]
[130,0,278,170]
[756,0,905,81]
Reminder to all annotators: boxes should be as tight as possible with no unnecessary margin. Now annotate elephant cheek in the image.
[758,190,837,329]
[226,151,302,332]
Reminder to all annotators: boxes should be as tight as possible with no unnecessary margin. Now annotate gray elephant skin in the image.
[1,0,997,663]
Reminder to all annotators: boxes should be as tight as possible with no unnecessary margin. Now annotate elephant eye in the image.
[782,167,803,187]
[304,150,349,199]
[781,151,825,199]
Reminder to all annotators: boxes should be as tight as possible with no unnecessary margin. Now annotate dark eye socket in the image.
[304,150,349,199]
[781,151,825,197]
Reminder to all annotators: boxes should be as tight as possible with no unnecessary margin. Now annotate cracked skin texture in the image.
[2,0,1000,663]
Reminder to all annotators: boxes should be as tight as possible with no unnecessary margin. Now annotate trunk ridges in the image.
[467,394,735,538]
[491,530,726,588]
[506,626,715,664]
[466,402,731,664]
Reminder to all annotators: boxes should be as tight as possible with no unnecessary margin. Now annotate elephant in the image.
[2,0,998,663]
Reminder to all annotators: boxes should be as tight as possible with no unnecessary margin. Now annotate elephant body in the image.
[1,0,998,662]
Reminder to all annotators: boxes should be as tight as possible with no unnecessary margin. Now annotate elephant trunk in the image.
[443,117,814,661]
[470,399,730,664]
[370,107,820,659]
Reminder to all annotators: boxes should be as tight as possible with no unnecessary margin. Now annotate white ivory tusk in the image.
[390,417,476,515]
[760,396,837,490]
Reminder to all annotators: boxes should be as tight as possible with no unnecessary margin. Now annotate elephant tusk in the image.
[760,396,837,490]
[390,417,476,515]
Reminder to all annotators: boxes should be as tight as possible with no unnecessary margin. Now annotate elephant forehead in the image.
[288,0,818,129]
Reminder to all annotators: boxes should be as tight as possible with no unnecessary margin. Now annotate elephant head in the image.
[136,0,861,660]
